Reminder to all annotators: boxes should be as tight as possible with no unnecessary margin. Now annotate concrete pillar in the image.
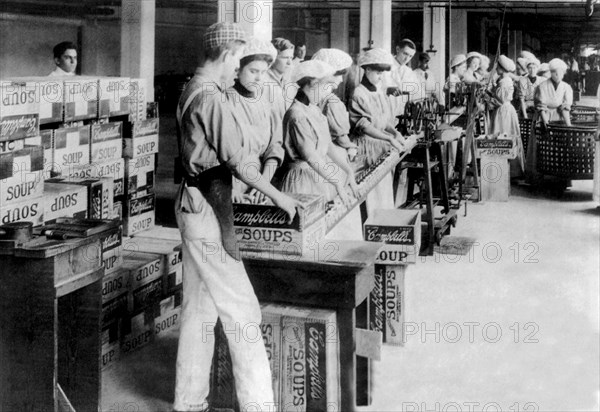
[515,30,523,54]
[121,0,155,100]
[423,2,446,86]
[449,8,467,58]
[330,9,350,51]
[359,0,392,52]
[508,29,518,62]
[218,0,273,41]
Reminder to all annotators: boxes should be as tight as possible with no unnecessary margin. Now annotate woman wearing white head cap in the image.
[312,48,359,162]
[534,58,573,126]
[349,47,416,210]
[477,54,491,83]
[279,60,359,204]
[492,55,524,177]
[463,52,483,84]
[516,57,544,119]
[226,38,284,204]
[444,54,468,98]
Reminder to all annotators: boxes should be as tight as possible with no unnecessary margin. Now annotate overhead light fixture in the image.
[426,5,437,54]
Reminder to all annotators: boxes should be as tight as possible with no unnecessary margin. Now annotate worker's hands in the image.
[247,188,267,204]
[345,174,360,198]
[232,188,247,204]
[347,147,358,162]
[390,138,405,152]
[272,192,303,224]
[402,134,419,152]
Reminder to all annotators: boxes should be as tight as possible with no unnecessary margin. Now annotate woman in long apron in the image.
[348,48,413,214]
[516,57,545,120]
[491,55,524,178]
[226,38,284,204]
[526,58,574,183]
[279,60,358,205]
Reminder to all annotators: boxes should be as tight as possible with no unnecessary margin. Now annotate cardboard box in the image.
[24,129,53,173]
[0,195,44,226]
[121,309,154,355]
[100,227,123,276]
[98,77,131,118]
[102,291,129,327]
[0,146,44,207]
[368,264,406,346]
[124,251,164,312]
[132,225,181,242]
[90,121,123,163]
[125,153,155,197]
[234,218,326,256]
[363,209,421,264]
[127,78,147,123]
[233,193,325,231]
[43,182,88,223]
[46,176,114,220]
[123,118,159,158]
[0,80,40,141]
[123,236,182,295]
[102,266,131,305]
[0,139,24,154]
[101,319,121,371]
[63,77,99,122]
[123,193,155,236]
[67,158,125,198]
[260,306,283,410]
[278,305,340,411]
[9,77,63,124]
[53,125,90,169]
[153,291,182,338]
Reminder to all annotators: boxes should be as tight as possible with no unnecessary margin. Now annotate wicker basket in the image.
[536,122,597,180]
[571,105,599,123]
[519,118,533,155]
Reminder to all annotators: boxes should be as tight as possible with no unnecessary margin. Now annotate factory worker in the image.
[463,52,483,84]
[516,57,529,77]
[534,58,573,126]
[414,52,441,100]
[445,54,467,99]
[384,38,420,119]
[279,60,358,204]
[264,37,296,123]
[516,57,544,119]
[492,55,524,177]
[226,38,284,204]
[173,22,301,412]
[349,48,416,211]
[477,54,491,83]
[311,48,359,162]
[48,41,77,76]
[538,63,551,79]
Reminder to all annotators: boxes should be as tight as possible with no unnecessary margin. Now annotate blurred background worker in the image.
[49,41,77,76]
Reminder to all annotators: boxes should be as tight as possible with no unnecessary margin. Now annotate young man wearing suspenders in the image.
[173,22,301,412]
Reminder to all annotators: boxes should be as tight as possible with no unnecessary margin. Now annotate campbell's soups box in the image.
[260,305,283,410]
[66,158,125,198]
[125,153,155,198]
[46,176,114,220]
[123,118,159,158]
[120,309,154,355]
[124,251,164,312]
[233,193,325,231]
[363,209,421,264]
[90,121,122,163]
[98,77,131,118]
[102,266,131,305]
[368,264,406,346]
[24,129,53,175]
[128,78,147,123]
[0,146,44,207]
[279,305,340,411]
[9,77,63,124]
[0,195,44,226]
[63,76,99,122]
[53,125,90,169]
[153,291,182,339]
[43,182,87,223]
[100,227,123,276]
[123,235,182,295]
[0,139,24,154]
[101,320,121,371]
[0,80,40,141]
[123,192,155,236]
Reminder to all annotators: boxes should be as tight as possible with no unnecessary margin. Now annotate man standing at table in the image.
[173,22,300,412]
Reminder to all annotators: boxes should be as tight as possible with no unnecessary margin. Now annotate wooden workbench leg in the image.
[338,308,357,412]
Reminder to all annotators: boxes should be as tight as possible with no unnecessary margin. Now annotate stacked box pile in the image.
[211,303,340,412]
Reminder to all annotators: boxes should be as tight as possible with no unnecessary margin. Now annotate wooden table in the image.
[0,236,104,412]
[243,240,381,412]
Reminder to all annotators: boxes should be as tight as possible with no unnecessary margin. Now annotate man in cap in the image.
[173,22,301,412]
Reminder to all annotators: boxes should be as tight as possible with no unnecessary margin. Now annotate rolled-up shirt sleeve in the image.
[262,107,285,165]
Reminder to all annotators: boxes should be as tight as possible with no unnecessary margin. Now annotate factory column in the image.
[121,0,155,100]
[359,0,392,52]
[218,0,273,41]
[331,9,350,52]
